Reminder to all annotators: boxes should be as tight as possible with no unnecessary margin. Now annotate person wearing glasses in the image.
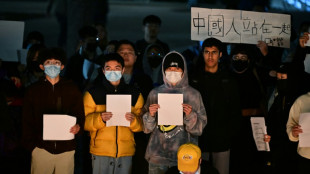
[22,47,85,174]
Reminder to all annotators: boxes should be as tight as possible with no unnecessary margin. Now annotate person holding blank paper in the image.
[83,53,144,174]
[143,51,207,174]
[286,92,310,174]
[22,47,84,174]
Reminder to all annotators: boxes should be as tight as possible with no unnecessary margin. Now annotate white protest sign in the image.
[43,114,76,140]
[158,93,183,125]
[250,117,270,151]
[106,95,131,127]
[0,20,25,62]
[191,8,291,48]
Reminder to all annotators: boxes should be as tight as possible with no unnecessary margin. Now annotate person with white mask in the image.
[142,51,207,174]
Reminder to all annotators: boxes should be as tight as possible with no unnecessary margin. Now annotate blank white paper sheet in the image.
[43,114,76,140]
[158,93,183,125]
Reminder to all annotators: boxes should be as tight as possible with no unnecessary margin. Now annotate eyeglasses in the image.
[44,60,62,66]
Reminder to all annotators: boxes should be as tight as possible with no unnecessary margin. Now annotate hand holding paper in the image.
[101,112,112,122]
[125,112,135,123]
[182,103,192,116]
[250,117,270,151]
[292,125,303,138]
[70,124,80,134]
[149,104,160,117]
[300,32,310,47]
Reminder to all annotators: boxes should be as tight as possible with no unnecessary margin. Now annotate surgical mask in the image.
[44,65,61,79]
[105,71,122,82]
[232,60,249,73]
[165,71,182,84]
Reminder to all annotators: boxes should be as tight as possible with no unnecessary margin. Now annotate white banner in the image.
[191,8,291,48]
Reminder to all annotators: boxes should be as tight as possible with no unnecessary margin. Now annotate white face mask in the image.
[165,71,182,84]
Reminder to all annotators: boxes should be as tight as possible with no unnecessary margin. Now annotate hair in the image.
[230,44,252,58]
[100,53,124,68]
[115,40,137,55]
[299,21,310,34]
[23,31,45,48]
[143,15,161,26]
[26,44,46,65]
[38,47,67,65]
[201,37,223,53]
[78,25,98,40]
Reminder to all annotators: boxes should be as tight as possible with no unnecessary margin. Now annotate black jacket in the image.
[22,78,85,154]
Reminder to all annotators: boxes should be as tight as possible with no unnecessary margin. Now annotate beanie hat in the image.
[177,143,201,172]
[163,52,184,71]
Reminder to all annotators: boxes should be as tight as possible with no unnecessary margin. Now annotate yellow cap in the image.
[177,143,201,172]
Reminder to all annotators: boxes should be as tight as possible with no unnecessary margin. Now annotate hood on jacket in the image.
[142,43,165,85]
[162,51,189,89]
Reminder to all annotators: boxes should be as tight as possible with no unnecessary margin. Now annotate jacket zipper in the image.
[115,126,118,157]
[94,130,98,146]
[114,88,118,157]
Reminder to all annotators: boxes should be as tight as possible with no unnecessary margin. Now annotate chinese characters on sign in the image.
[191,8,291,48]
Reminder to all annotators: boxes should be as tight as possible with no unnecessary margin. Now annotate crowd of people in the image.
[1,8,310,174]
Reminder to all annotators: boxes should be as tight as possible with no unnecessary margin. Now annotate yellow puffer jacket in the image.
[83,83,144,157]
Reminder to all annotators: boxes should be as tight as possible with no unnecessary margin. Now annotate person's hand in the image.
[11,76,22,88]
[182,103,192,117]
[149,104,160,117]
[264,134,271,143]
[125,112,135,122]
[292,125,303,138]
[257,41,268,56]
[70,124,80,134]
[101,112,112,122]
[299,32,310,48]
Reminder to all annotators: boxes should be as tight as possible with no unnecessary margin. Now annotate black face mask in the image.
[148,55,163,68]
[232,60,249,73]
[85,42,97,53]
[28,61,42,72]
[277,79,289,94]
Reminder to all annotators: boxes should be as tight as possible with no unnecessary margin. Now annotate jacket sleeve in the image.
[142,90,157,134]
[70,85,85,136]
[184,93,207,136]
[129,93,144,132]
[83,91,106,131]
[21,89,36,152]
[286,98,301,142]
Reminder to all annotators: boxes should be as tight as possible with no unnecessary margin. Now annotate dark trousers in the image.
[298,155,310,174]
